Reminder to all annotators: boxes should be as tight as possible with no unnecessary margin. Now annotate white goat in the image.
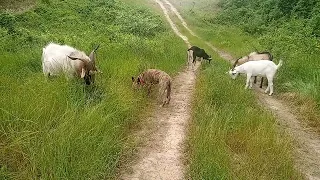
[228,60,283,95]
[233,51,273,88]
[42,42,99,85]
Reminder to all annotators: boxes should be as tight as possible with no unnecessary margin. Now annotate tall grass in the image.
[0,0,186,179]
[188,59,302,179]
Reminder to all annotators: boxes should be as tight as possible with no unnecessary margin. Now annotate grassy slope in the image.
[0,0,186,179]
[167,0,303,179]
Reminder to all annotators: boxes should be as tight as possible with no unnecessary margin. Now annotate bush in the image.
[0,12,16,34]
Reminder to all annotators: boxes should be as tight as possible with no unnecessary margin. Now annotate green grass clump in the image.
[0,0,186,179]
[188,60,301,179]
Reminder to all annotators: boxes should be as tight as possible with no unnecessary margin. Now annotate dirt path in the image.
[120,0,197,179]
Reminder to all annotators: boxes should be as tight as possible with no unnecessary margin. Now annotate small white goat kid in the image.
[42,42,100,85]
[228,60,283,95]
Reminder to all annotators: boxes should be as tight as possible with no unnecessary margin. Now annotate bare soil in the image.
[0,0,35,13]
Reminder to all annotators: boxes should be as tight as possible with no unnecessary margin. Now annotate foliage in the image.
[216,0,320,37]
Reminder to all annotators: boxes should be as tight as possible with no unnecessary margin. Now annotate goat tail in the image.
[269,53,274,61]
[277,59,283,69]
[186,51,189,65]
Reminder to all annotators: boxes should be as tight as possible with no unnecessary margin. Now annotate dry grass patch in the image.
[0,0,36,12]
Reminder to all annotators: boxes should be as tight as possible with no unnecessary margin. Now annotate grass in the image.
[0,0,186,179]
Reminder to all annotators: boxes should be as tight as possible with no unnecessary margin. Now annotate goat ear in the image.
[132,77,135,82]
[89,44,100,63]
[68,55,78,60]
[81,68,86,78]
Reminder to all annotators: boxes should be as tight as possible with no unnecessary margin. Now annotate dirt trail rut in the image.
[120,0,197,179]
[121,67,198,180]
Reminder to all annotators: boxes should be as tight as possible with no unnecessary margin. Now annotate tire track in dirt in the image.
[162,0,198,38]
[157,0,320,179]
[154,0,190,47]
[120,0,197,179]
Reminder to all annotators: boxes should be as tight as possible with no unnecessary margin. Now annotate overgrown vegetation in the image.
[0,0,186,179]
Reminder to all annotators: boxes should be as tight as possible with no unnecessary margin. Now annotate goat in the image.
[228,60,283,96]
[232,51,273,88]
[42,42,100,85]
[187,46,212,65]
[132,69,172,107]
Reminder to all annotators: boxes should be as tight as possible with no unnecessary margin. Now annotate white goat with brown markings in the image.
[42,42,100,85]
[233,51,273,88]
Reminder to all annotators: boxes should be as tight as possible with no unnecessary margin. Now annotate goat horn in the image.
[67,55,88,64]
[89,44,100,64]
